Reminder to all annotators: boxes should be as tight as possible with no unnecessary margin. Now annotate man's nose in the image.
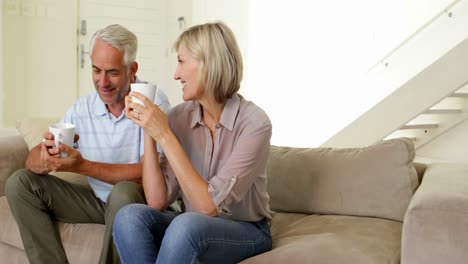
[99,73,110,87]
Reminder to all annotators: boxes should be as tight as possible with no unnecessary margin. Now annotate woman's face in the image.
[174,45,204,102]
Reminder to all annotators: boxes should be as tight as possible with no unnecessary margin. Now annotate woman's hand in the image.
[125,92,170,142]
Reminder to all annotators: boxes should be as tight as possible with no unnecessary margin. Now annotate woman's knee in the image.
[115,204,146,224]
[114,204,142,232]
[113,204,156,239]
[165,212,212,241]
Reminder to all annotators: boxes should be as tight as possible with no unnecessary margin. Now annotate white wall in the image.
[0,0,3,127]
[244,0,454,147]
[417,119,468,164]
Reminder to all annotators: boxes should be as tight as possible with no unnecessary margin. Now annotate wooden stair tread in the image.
[450,92,468,98]
[425,109,463,114]
[400,123,439,129]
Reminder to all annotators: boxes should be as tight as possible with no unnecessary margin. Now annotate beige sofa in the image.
[1,119,468,263]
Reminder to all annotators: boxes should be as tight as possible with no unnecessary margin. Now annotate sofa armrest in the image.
[401,163,468,264]
[0,135,29,196]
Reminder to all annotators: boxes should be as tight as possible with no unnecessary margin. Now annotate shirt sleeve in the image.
[61,106,74,124]
[207,115,272,215]
[155,86,171,113]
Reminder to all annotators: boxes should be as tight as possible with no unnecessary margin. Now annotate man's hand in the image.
[27,130,142,184]
[42,132,80,157]
[41,132,61,158]
[28,132,81,175]
[43,143,85,173]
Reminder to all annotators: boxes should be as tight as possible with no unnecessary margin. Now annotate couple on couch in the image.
[5,23,273,264]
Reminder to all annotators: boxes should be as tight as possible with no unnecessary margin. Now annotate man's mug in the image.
[49,123,76,158]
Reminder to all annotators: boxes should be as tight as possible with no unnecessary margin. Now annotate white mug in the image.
[130,83,158,110]
[49,123,76,158]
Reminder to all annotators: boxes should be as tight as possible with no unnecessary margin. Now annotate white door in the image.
[77,0,168,98]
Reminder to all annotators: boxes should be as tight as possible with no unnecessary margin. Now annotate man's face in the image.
[174,45,205,102]
[91,39,136,105]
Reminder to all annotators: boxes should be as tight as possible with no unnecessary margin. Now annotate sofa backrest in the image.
[0,135,29,196]
[266,138,419,222]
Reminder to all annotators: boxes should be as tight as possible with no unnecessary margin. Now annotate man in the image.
[5,24,170,264]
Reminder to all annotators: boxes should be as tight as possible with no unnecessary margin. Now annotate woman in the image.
[113,21,273,264]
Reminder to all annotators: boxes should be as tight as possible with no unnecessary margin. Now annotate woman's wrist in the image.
[157,127,174,150]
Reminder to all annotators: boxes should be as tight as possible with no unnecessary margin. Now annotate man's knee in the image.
[5,169,37,198]
[107,181,145,210]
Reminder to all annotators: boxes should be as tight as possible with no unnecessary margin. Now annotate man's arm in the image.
[27,133,142,185]
[26,144,53,175]
[74,157,142,185]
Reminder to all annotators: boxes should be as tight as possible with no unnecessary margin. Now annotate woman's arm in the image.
[160,131,218,216]
[142,132,169,210]
[127,93,217,216]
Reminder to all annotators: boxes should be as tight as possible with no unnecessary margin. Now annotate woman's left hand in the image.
[125,92,170,142]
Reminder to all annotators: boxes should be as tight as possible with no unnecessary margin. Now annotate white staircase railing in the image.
[321,0,468,148]
[385,84,468,148]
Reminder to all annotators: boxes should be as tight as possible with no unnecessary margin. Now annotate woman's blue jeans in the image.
[113,204,272,264]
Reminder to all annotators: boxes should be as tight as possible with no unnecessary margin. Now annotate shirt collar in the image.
[219,94,240,131]
[92,93,108,116]
[92,76,141,118]
[189,94,241,131]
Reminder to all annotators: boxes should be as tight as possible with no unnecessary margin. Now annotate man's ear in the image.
[130,61,138,82]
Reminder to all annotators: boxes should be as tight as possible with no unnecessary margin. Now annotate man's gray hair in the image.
[89,24,138,67]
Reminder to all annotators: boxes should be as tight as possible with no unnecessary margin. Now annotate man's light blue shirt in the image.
[62,85,170,202]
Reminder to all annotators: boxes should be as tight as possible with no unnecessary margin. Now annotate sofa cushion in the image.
[402,163,468,264]
[0,196,24,250]
[240,212,402,264]
[0,243,29,264]
[0,196,104,263]
[16,117,89,187]
[267,138,418,222]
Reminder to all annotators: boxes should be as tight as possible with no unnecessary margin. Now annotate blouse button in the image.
[215,124,221,128]
[231,177,235,182]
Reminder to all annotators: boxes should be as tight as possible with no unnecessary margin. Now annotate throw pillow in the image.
[267,138,419,222]
[16,117,58,150]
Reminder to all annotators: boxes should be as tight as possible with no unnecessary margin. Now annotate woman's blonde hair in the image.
[175,22,243,103]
